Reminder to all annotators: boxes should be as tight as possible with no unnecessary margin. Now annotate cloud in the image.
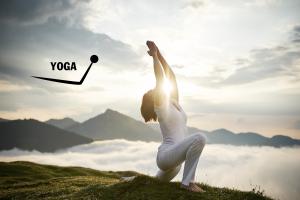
[221,25,300,85]
[199,144,300,200]
[0,1,145,116]
[0,0,89,25]
[1,0,299,133]
[292,25,300,43]
[244,0,280,7]
[223,47,300,85]
[182,90,300,116]
[0,140,299,200]
[0,20,143,77]
[183,0,205,9]
[178,24,300,88]
[0,0,144,85]
[293,120,300,129]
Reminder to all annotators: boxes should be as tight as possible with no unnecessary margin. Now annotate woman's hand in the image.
[147,40,179,102]
[146,40,158,57]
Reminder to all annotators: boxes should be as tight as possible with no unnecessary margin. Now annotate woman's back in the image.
[154,98,188,151]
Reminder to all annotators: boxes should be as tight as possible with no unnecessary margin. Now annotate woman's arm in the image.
[157,48,179,102]
[147,42,166,107]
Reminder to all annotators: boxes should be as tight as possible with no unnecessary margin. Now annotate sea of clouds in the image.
[0,140,299,200]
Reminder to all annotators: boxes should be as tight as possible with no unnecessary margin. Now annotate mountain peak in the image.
[104,108,117,114]
[211,128,234,135]
[102,108,130,119]
[69,108,161,141]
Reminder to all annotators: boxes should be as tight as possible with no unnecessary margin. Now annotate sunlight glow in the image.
[163,78,173,97]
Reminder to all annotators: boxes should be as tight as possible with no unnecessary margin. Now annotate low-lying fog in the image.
[1,140,299,200]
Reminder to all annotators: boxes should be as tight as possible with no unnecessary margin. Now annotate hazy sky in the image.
[0,0,300,138]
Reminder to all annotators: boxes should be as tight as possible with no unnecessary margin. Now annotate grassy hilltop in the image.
[0,161,273,200]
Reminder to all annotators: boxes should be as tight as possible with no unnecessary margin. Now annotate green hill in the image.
[0,161,273,200]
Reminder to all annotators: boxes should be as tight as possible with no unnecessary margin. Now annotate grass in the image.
[0,161,273,200]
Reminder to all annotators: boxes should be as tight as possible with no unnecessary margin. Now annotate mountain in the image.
[206,129,269,146]
[148,123,209,135]
[0,161,273,200]
[54,109,300,147]
[187,128,300,147]
[268,135,300,146]
[69,109,162,141]
[46,117,80,129]
[149,122,300,147]
[0,118,9,122]
[44,109,300,147]
[0,119,92,152]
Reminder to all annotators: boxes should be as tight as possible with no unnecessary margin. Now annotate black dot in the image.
[90,55,99,63]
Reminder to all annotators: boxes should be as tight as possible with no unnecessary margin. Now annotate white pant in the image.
[155,132,206,186]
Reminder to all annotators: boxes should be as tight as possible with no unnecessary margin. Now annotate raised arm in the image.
[156,46,179,102]
[146,41,166,107]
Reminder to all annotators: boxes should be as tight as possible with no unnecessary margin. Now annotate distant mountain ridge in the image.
[1,109,300,152]
[46,117,79,129]
[151,125,300,147]
[206,128,300,147]
[0,118,9,122]
[0,119,92,152]
[47,109,300,147]
[68,109,162,142]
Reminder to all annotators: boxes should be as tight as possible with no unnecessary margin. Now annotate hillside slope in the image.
[0,161,273,200]
[0,118,9,122]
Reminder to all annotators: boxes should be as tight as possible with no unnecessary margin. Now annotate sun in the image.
[163,78,173,96]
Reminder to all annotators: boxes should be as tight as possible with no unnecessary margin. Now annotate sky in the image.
[1,140,299,200]
[0,0,300,138]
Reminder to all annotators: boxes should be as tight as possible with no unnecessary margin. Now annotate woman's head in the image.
[140,89,157,122]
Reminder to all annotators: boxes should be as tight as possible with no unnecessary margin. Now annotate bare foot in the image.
[146,40,157,56]
[180,183,206,193]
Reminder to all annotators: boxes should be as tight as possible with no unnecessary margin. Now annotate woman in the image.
[141,41,207,192]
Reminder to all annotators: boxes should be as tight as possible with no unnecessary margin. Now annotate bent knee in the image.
[156,165,182,182]
[192,132,207,146]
